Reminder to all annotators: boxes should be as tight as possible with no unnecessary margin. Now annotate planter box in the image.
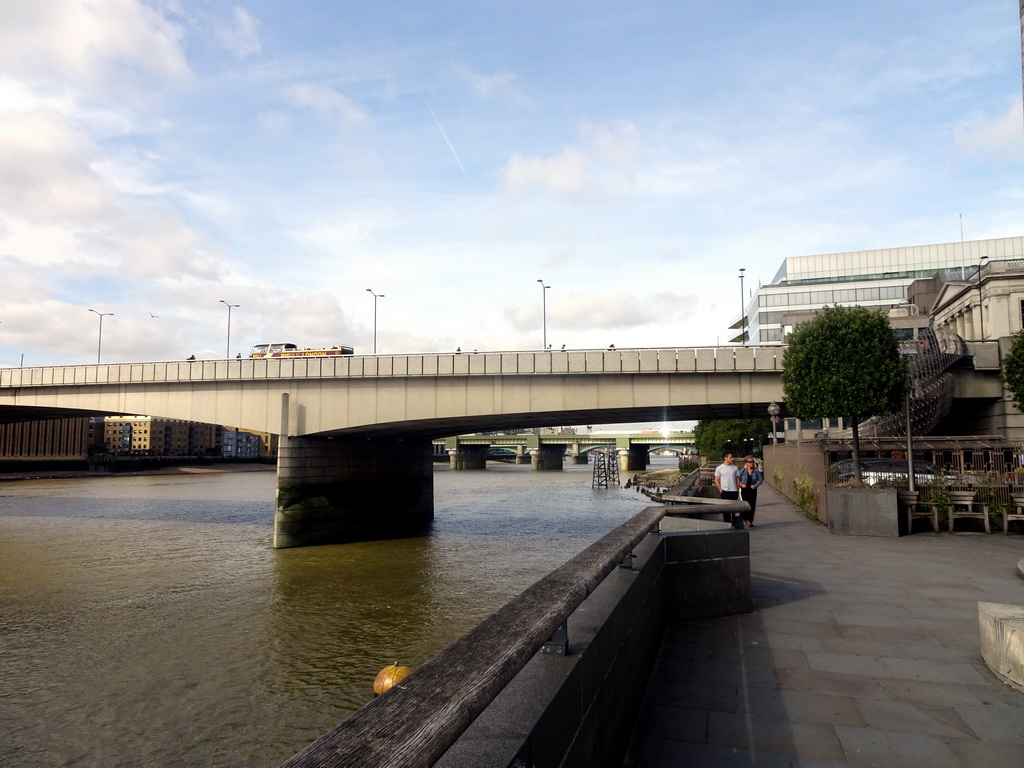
[825,486,899,537]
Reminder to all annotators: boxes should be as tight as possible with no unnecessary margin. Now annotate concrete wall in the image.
[762,441,829,523]
[435,520,752,768]
[825,486,899,537]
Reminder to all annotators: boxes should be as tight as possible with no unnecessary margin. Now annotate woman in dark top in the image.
[739,456,764,527]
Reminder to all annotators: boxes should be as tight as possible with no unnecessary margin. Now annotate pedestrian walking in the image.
[713,452,740,522]
[739,456,764,526]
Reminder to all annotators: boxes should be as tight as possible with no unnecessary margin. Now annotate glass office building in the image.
[737,236,1024,343]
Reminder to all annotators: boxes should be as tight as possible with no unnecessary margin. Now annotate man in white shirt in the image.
[713,452,740,523]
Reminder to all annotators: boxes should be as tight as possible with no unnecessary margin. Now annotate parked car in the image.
[829,458,941,487]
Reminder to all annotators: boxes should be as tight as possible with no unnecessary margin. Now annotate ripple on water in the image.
[0,460,667,766]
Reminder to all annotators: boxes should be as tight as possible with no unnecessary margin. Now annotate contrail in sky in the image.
[424,96,468,179]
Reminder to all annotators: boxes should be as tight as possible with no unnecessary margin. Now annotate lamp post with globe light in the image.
[767,402,780,446]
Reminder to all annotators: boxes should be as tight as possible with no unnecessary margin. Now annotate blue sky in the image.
[0,0,1021,368]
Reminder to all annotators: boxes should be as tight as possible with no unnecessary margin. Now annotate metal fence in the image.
[764,435,1024,524]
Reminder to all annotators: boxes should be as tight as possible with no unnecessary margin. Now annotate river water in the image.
[0,458,672,767]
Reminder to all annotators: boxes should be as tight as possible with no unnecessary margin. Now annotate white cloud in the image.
[0,0,190,88]
[500,120,644,201]
[0,108,110,223]
[504,289,693,334]
[258,110,291,135]
[502,148,588,199]
[451,62,532,108]
[282,83,367,126]
[218,7,262,59]
[954,100,1024,162]
[580,120,642,167]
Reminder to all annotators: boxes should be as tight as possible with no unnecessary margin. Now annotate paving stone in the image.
[622,486,1024,767]
[708,711,845,760]
[653,739,793,767]
[776,668,888,700]
[805,650,894,677]
[893,638,979,663]
[761,617,843,638]
[878,677,985,707]
[645,680,738,712]
[854,699,978,739]
[684,659,780,689]
[837,623,933,641]
[737,688,866,728]
[952,700,1024,744]
[946,737,1024,767]
[821,636,908,658]
[879,657,992,685]
[834,726,960,768]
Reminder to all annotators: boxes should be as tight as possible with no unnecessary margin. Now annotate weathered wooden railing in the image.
[279,505,668,768]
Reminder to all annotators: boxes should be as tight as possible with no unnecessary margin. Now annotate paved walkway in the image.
[624,484,1024,767]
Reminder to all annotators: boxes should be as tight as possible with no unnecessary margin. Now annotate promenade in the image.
[624,485,1024,767]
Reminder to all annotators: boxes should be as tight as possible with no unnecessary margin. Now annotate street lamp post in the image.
[220,300,239,359]
[537,279,550,349]
[898,348,918,494]
[88,309,113,364]
[366,289,384,354]
[738,268,746,345]
[767,401,780,446]
[976,255,988,341]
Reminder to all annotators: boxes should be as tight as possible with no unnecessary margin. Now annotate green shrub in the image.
[792,468,818,518]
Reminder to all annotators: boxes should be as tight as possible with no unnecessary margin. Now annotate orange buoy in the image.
[373,662,411,696]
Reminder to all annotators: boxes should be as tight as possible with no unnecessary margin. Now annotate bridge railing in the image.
[0,346,784,388]
[277,504,668,768]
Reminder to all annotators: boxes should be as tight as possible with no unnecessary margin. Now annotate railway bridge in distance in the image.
[435,431,696,470]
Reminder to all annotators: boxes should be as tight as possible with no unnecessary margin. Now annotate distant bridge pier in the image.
[568,442,589,464]
[274,436,434,548]
[515,445,530,465]
[530,444,564,470]
[619,446,649,472]
[448,444,488,470]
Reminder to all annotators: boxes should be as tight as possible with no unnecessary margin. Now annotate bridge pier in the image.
[568,442,589,464]
[619,446,650,472]
[274,436,434,548]
[530,444,564,470]
[515,445,530,464]
[448,444,488,470]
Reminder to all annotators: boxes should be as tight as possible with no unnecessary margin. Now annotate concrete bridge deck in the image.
[624,485,1024,767]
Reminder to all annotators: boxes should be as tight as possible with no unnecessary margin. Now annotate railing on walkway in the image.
[0,346,784,389]
[765,436,1024,524]
[278,505,668,768]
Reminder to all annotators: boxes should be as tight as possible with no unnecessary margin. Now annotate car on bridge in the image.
[829,458,941,487]
[829,458,985,488]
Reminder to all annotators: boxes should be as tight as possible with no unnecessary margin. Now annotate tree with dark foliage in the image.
[781,305,906,483]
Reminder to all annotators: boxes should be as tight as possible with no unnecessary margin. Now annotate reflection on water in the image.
[0,460,669,767]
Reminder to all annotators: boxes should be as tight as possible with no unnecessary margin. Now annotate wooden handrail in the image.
[279,504,668,768]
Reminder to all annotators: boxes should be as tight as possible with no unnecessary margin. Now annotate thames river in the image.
[0,458,670,767]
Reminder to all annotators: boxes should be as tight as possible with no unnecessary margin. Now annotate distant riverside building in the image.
[910,256,1024,342]
[235,428,278,459]
[103,416,220,456]
[0,415,278,464]
[0,417,89,461]
[221,427,262,459]
[735,236,1024,344]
